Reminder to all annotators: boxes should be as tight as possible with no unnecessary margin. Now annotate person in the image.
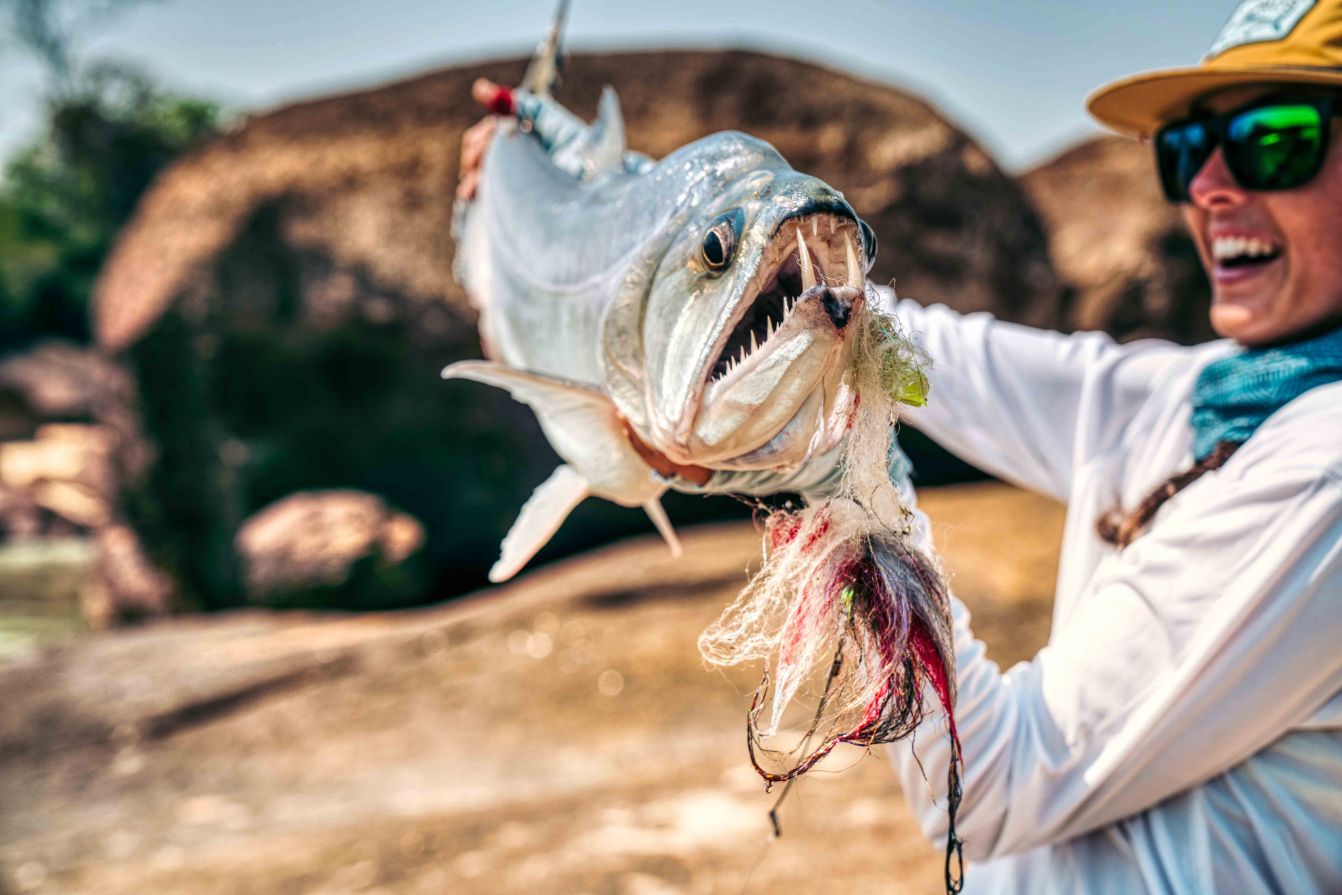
[458,1,1342,890]
[875,3,1342,891]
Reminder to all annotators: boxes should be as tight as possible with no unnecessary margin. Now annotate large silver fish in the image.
[446,45,878,582]
[448,26,964,884]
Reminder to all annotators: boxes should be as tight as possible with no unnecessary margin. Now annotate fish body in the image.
[448,83,876,581]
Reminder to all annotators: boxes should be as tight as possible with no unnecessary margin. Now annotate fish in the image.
[446,14,964,885]
[445,24,877,584]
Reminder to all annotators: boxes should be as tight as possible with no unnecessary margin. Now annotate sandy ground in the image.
[0,482,1064,895]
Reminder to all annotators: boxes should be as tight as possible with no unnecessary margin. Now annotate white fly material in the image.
[698,302,954,752]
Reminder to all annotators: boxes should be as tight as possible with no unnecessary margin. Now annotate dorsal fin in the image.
[521,0,570,99]
[583,86,627,177]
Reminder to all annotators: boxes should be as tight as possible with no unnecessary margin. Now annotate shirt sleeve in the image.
[886,294,1188,502]
[887,428,1342,861]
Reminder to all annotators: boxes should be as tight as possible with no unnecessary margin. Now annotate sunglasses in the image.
[1155,96,1337,203]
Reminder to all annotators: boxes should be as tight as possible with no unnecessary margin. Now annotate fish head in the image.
[627,133,877,472]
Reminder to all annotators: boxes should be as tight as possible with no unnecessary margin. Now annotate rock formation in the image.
[0,424,113,540]
[235,490,426,609]
[0,341,119,429]
[1023,135,1213,344]
[0,342,123,545]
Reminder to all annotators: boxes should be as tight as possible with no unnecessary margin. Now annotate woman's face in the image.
[1180,90,1342,346]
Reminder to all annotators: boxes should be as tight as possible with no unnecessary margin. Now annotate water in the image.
[0,538,94,661]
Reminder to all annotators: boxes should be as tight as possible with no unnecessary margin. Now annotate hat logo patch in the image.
[1206,0,1316,58]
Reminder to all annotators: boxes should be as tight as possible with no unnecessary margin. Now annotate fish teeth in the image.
[750,330,758,353]
[844,231,863,288]
[796,226,817,291]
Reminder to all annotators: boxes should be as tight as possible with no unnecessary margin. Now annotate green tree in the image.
[0,0,220,347]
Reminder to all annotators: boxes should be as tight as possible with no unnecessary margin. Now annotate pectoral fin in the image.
[443,360,659,506]
[491,465,589,583]
[445,360,684,577]
[443,361,612,437]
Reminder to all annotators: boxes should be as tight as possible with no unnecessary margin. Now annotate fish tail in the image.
[521,0,570,98]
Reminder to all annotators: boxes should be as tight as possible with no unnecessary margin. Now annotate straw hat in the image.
[1088,0,1342,137]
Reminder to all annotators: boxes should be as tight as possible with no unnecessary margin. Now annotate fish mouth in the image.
[686,212,866,464]
[704,212,865,390]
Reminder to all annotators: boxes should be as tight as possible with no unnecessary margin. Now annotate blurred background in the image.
[0,1,1228,892]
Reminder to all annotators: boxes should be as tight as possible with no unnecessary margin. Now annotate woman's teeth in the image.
[1211,235,1282,266]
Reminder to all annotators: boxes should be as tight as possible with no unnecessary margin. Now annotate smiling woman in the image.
[1176,96,1342,345]
[870,2,1342,893]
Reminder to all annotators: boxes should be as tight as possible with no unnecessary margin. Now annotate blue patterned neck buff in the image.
[1190,325,1342,462]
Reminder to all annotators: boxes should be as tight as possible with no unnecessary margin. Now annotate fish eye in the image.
[859,219,878,270]
[701,208,745,273]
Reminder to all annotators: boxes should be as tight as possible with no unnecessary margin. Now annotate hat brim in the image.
[1087,66,1342,138]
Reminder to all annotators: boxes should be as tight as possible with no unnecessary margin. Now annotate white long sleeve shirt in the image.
[881,295,1342,894]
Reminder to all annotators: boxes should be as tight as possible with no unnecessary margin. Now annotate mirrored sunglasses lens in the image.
[1226,103,1324,189]
[1157,121,1214,201]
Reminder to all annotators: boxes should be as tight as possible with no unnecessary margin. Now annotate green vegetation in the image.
[1,0,222,348]
[0,64,221,348]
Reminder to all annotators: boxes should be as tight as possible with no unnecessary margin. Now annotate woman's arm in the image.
[888,294,1189,502]
[889,414,1342,859]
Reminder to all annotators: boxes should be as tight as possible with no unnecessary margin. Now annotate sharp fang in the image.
[767,317,776,337]
[750,330,758,353]
[811,218,818,236]
[844,231,863,288]
[796,227,817,291]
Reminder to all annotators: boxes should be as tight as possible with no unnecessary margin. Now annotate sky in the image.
[0,0,1241,172]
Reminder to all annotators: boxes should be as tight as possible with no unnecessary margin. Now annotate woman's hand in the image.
[455,78,511,201]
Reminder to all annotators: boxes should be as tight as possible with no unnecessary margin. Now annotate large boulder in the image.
[0,341,120,438]
[91,50,1062,614]
[0,424,114,541]
[1023,135,1213,344]
[235,490,426,609]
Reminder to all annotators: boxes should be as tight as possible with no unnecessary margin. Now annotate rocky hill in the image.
[1023,136,1213,344]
